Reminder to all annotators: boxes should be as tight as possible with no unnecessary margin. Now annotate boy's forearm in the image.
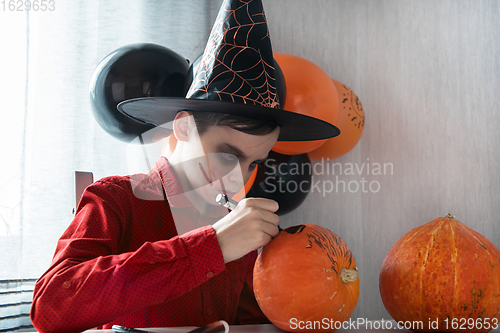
[31,226,225,332]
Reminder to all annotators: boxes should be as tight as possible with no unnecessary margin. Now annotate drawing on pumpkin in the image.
[187,0,280,109]
[307,228,354,275]
[284,225,306,235]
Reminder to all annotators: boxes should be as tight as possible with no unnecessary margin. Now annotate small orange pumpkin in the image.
[254,224,359,332]
[379,214,500,333]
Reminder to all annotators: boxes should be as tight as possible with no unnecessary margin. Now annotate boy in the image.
[30,0,340,331]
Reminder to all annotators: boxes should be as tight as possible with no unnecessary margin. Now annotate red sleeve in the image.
[30,179,226,333]
[234,251,271,325]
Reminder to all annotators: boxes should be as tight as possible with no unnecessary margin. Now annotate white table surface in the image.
[82,325,285,333]
[80,323,500,332]
[28,322,500,332]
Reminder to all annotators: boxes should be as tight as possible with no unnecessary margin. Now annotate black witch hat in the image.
[117,0,340,141]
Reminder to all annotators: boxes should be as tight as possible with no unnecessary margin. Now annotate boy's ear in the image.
[173,111,191,142]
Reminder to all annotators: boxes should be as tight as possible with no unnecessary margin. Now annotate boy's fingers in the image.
[261,221,280,238]
[259,209,280,226]
[242,197,279,212]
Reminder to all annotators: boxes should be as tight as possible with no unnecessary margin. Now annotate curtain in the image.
[0,1,222,330]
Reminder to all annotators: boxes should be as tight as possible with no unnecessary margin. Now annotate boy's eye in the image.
[222,152,237,161]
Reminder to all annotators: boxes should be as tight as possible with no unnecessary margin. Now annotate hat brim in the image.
[117,97,340,142]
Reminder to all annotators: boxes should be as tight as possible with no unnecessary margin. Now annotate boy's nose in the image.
[226,166,247,187]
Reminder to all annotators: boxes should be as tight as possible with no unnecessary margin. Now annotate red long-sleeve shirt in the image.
[30,157,268,333]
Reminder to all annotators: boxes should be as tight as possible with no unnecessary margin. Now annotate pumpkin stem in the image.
[446,214,455,219]
[340,267,359,283]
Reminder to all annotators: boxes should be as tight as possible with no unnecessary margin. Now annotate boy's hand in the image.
[212,197,280,263]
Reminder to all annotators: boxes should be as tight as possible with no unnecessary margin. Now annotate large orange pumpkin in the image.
[379,214,500,333]
[254,224,359,332]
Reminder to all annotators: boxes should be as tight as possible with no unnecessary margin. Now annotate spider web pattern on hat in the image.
[187,0,280,109]
[117,0,341,142]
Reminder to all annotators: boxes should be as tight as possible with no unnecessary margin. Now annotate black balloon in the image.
[246,151,312,216]
[89,43,190,142]
[184,54,286,107]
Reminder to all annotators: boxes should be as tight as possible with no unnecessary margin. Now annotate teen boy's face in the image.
[183,121,280,208]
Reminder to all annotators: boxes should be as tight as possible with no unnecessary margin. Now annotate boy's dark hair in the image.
[190,111,281,136]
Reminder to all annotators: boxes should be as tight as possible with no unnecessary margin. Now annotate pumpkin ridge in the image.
[397,227,421,254]
[449,217,459,319]
[420,219,444,320]
[457,220,500,319]
[459,220,493,257]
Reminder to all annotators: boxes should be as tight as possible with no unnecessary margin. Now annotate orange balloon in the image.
[232,165,258,202]
[308,80,365,160]
[272,53,339,155]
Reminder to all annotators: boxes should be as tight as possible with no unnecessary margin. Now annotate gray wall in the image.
[263,0,500,320]
[14,0,499,324]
